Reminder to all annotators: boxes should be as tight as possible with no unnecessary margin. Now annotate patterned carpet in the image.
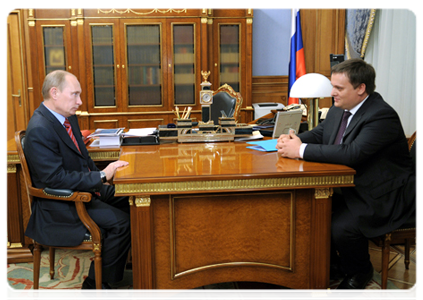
[7,248,397,290]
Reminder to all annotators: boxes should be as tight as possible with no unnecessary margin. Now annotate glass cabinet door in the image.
[90,25,116,107]
[42,26,67,74]
[126,24,162,106]
[172,24,195,105]
[219,24,240,92]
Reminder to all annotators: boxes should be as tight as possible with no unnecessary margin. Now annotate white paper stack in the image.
[88,128,124,147]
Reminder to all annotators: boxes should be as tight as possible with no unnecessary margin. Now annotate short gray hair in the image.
[41,70,76,100]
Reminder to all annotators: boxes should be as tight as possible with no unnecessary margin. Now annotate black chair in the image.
[371,131,416,289]
[15,130,103,289]
[210,84,243,125]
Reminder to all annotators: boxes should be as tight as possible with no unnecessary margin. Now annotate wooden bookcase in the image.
[27,9,254,129]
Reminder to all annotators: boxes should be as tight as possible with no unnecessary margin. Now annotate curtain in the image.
[345,9,376,59]
[364,9,416,136]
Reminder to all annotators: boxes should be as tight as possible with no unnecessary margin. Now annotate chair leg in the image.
[49,247,55,279]
[33,243,42,289]
[381,236,391,289]
[404,238,411,269]
[93,248,102,289]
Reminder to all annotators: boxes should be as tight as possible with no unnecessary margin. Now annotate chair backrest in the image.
[211,84,243,124]
[408,128,420,175]
[15,130,34,211]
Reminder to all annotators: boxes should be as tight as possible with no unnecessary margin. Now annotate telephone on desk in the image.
[281,103,307,116]
[280,104,329,121]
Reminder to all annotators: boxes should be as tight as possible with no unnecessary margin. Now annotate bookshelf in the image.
[173,24,195,105]
[126,24,162,106]
[219,24,240,92]
[28,9,253,128]
[42,26,67,74]
[91,25,115,107]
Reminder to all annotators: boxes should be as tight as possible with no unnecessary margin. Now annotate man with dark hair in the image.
[25,70,131,289]
[276,59,415,289]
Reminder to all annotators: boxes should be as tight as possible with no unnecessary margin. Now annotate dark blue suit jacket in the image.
[299,92,415,238]
[24,103,103,246]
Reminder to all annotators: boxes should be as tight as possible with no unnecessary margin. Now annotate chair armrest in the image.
[27,186,100,243]
[44,187,74,197]
[27,186,92,203]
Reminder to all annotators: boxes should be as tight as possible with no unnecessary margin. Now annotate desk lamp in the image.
[289,73,332,130]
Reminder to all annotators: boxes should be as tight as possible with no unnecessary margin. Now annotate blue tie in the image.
[334,111,351,145]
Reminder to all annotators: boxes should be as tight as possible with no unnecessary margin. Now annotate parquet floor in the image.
[369,238,420,300]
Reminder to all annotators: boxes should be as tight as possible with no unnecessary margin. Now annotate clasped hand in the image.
[276,130,302,159]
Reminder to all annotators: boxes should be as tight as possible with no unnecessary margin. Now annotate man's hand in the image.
[276,130,302,159]
[102,160,129,181]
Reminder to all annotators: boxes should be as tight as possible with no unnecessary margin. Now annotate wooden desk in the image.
[113,141,355,289]
[6,137,120,263]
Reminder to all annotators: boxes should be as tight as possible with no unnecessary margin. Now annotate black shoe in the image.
[81,277,126,300]
[330,263,346,280]
[336,265,374,289]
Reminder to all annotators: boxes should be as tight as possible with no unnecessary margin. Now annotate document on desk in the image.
[88,128,124,147]
[246,139,278,152]
[123,128,156,137]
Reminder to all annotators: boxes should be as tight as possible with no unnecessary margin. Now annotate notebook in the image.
[272,109,303,138]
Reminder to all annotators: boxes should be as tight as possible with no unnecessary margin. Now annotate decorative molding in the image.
[93,243,101,251]
[127,118,165,128]
[314,188,333,199]
[174,261,291,279]
[7,164,17,174]
[8,243,23,248]
[88,151,120,161]
[7,154,20,164]
[115,175,354,195]
[135,196,151,207]
[97,9,187,16]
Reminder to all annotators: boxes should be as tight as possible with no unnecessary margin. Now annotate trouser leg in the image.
[86,185,131,283]
[331,196,371,275]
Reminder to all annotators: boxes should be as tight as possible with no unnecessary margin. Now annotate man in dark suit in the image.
[276,59,415,289]
[24,70,131,289]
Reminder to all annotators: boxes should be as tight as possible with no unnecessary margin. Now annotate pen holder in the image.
[176,119,192,128]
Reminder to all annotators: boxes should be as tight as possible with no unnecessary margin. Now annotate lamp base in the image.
[306,98,320,131]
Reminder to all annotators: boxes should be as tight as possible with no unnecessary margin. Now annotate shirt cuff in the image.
[299,143,307,159]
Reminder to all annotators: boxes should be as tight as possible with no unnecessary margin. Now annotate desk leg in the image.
[310,188,333,289]
[129,196,154,289]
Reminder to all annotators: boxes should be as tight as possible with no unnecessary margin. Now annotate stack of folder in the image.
[246,139,278,152]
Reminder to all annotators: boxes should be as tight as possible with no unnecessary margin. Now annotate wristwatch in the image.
[100,171,107,183]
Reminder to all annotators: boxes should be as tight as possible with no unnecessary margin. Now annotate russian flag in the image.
[288,9,306,105]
